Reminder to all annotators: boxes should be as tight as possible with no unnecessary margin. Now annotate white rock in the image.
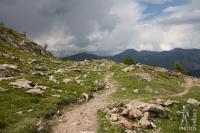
[26,89,44,95]
[187,98,200,107]
[133,89,139,94]
[10,79,33,89]
[1,64,18,69]
[63,78,72,84]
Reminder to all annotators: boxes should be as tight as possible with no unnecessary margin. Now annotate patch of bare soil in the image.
[52,73,117,133]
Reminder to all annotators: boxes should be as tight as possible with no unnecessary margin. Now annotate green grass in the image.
[97,64,200,133]
[155,86,200,133]
[0,44,108,132]
[111,64,184,102]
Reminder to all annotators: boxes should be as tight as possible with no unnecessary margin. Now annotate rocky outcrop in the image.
[103,100,170,131]
[0,24,53,57]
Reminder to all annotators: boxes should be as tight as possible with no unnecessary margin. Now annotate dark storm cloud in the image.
[0,0,200,56]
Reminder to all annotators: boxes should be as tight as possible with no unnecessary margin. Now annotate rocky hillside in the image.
[0,25,200,133]
[0,23,52,57]
[0,25,109,132]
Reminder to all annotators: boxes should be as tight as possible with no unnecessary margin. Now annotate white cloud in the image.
[1,0,200,56]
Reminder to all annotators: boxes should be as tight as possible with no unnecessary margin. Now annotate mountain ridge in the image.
[64,48,200,77]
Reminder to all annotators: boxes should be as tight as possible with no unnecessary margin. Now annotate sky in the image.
[0,0,200,57]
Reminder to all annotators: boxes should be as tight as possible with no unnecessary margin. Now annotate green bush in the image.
[122,56,135,65]
[174,62,186,74]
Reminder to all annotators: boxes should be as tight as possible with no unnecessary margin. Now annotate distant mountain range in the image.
[62,48,200,77]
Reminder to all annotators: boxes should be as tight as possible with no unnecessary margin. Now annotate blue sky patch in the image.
[141,0,189,21]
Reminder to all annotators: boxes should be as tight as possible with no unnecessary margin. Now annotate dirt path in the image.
[174,77,194,96]
[52,73,117,133]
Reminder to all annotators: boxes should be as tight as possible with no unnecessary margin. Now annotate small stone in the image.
[151,122,156,128]
[52,94,61,98]
[139,112,152,129]
[110,115,118,122]
[121,108,129,115]
[109,107,118,114]
[187,98,200,107]
[63,78,72,84]
[35,85,47,90]
[121,88,126,91]
[26,89,44,95]
[128,108,143,119]
[133,89,139,94]
[17,111,23,114]
[81,93,89,101]
[27,109,33,112]
[49,75,57,83]
[83,74,88,79]
[164,99,179,106]
[121,119,133,129]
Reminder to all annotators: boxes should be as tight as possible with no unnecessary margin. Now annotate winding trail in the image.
[52,71,199,133]
[52,73,117,133]
[174,77,194,96]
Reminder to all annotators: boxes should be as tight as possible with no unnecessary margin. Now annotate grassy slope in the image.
[98,64,200,133]
[0,43,107,132]
[111,64,184,101]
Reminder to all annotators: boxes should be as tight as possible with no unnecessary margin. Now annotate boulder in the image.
[187,98,200,107]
